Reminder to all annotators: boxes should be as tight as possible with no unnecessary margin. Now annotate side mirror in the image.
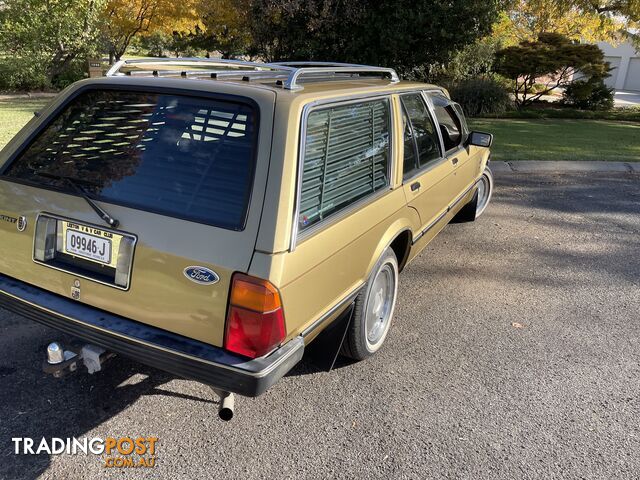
[468,131,493,148]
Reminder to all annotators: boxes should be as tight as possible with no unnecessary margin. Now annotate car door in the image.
[399,92,456,243]
[428,93,477,199]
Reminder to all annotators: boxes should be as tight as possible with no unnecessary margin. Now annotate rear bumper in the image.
[0,274,304,397]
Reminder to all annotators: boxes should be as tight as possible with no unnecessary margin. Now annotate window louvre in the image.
[4,90,258,230]
[299,99,391,230]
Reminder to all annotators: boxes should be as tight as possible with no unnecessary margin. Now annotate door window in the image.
[431,94,465,152]
[400,93,441,179]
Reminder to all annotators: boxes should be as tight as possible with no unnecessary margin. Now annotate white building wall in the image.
[597,41,640,91]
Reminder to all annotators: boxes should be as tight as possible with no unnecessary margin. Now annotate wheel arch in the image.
[365,220,414,279]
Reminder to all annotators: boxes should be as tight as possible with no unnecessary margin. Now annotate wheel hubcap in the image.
[365,265,395,346]
[476,174,490,216]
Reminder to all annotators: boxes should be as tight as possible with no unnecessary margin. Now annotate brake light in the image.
[224,274,286,359]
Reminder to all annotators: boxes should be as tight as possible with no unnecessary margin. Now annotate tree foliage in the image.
[248,0,504,75]
[495,32,611,107]
[437,37,503,82]
[578,0,640,21]
[495,0,639,45]
[194,0,252,59]
[101,0,199,62]
[0,0,104,85]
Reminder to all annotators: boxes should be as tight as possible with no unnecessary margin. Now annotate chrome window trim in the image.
[452,103,470,140]
[398,90,447,185]
[290,94,395,251]
[421,91,448,159]
[427,91,467,155]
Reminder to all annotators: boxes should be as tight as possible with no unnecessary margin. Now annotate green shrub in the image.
[52,59,88,89]
[448,78,512,117]
[0,58,49,91]
[562,79,614,110]
[0,57,88,92]
[444,37,500,81]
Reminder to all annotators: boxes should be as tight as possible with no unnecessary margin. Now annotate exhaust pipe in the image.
[218,391,235,421]
[212,388,235,421]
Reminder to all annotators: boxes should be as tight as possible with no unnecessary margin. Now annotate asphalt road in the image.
[1,172,639,480]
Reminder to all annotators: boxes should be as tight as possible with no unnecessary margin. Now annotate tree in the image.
[494,0,639,45]
[440,37,503,82]
[136,31,171,57]
[494,32,611,107]
[0,0,104,85]
[101,0,199,63]
[577,0,640,21]
[248,0,505,75]
[194,0,252,59]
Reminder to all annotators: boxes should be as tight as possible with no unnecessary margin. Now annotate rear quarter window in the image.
[2,89,259,230]
[298,98,391,231]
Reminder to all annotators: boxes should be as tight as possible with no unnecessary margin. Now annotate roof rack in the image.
[105,58,400,90]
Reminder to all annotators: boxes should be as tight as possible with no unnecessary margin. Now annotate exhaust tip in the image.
[217,391,235,421]
[219,407,234,421]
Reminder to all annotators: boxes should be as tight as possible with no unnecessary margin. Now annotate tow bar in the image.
[43,341,115,378]
[44,341,237,421]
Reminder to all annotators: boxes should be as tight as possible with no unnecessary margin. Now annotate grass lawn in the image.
[469,118,640,162]
[0,98,51,149]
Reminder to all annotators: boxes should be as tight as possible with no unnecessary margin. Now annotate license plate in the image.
[64,223,114,265]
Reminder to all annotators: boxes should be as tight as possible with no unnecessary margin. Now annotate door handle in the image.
[411,181,421,191]
[451,157,459,166]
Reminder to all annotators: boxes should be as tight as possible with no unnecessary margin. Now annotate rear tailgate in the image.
[0,80,275,347]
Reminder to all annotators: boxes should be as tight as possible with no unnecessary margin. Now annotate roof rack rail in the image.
[105,58,400,90]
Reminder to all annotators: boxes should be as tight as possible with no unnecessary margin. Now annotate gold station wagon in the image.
[0,59,493,419]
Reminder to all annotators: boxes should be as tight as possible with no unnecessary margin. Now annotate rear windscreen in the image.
[2,90,258,230]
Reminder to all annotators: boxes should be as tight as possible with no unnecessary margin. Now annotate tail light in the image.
[224,273,286,359]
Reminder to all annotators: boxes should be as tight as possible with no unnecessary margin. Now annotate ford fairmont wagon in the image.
[0,59,493,419]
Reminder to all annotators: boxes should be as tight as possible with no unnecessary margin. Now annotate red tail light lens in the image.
[224,274,286,359]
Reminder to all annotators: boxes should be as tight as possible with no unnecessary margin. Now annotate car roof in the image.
[78,76,447,108]
[99,59,448,105]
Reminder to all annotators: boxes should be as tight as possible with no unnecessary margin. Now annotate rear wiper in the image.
[33,170,120,229]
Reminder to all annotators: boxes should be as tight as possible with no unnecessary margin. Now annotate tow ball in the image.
[43,342,114,378]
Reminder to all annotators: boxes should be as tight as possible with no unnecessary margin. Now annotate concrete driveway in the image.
[614,90,640,107]
[1,172,639,479]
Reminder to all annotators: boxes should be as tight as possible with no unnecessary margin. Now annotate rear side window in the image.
[3,90,258,230]
[298,98,391,231]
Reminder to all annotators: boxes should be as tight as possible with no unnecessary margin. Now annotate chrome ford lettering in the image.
[183,266,220,285]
